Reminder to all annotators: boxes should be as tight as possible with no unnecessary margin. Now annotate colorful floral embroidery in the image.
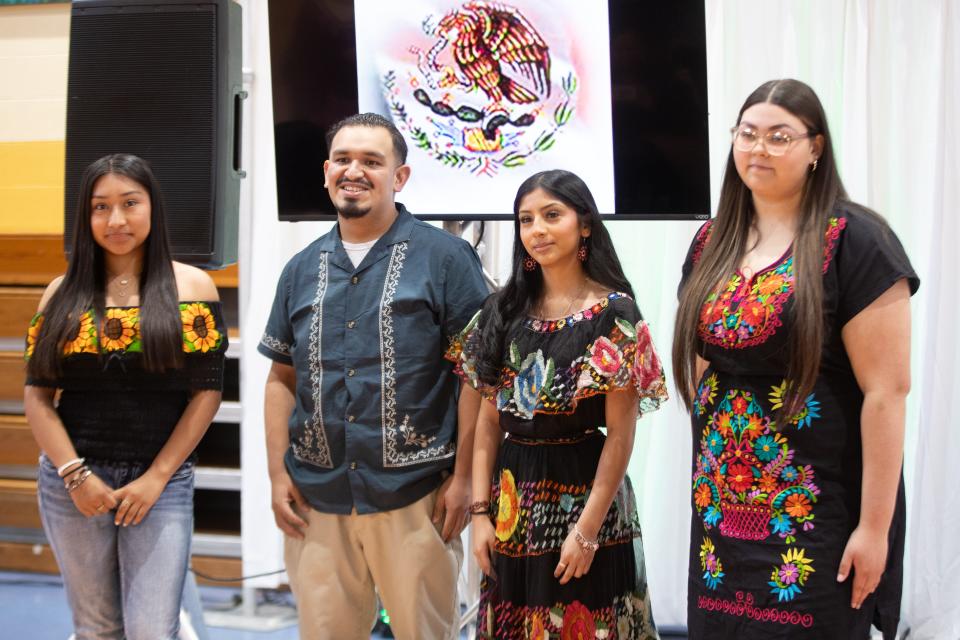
[181,302,222,353]
[692,389,821,545]
[694,372,718,416]
[496,468,521,542]
[24,314,43,360]
[489,456,640,558]
[769,380,821,428]
[528,612,547,640]
[479,592,657,640]
[491,319,666,418]
[513,350,551,419]
[29,303,224,360]
[700,537,725,590]
[691,220,714,265]
[63,311,98,355]
[524,293,622,333]
[821,217,846,273]
[768,548,815,602]
[101,307,140,352]
[696,217,847,349]
[559,601,596,639]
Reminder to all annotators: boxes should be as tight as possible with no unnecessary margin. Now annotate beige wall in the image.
[0,3,70,234]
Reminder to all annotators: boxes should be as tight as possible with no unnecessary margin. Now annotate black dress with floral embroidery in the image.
[681,206,919,639]
[447,293,668,640]
[24,302,228,464]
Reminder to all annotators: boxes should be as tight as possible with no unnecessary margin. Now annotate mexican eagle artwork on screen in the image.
[382,1,578,176]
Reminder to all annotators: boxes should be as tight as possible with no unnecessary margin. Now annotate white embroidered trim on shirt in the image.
[379,242,455,467]
[293,252,334,469]
[259,333,291,356]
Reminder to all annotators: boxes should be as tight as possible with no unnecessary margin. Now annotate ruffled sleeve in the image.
[444,309,498,399]
[574,299,669,418]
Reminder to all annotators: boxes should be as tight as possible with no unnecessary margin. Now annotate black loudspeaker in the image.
[64,0,243,268]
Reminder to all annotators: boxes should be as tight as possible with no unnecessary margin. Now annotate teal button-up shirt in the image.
[258,205,488,513]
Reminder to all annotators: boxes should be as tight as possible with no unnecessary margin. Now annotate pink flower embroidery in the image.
[588,336,622,377]
[633,322,663,390]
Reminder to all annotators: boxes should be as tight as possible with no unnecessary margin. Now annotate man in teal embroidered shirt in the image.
[259,113,488,639]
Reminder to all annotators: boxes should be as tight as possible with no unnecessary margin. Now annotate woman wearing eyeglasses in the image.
[674,79,918,639]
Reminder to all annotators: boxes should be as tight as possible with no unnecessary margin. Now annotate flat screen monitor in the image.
[269,1,710,221]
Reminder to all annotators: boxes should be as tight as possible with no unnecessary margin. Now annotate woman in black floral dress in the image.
[674,80,918,639]
[447,170,668,639]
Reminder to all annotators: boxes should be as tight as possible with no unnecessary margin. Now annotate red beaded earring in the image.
[523,254,538,271]
[577,237,589,262]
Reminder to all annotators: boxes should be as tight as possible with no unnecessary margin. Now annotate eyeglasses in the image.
[730,125,816,157]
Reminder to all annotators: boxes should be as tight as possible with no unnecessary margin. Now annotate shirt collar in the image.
[316,203,416,253]
[318,202,417,272]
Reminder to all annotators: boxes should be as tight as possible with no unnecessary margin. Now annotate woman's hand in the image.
[472,515,498,579]
[111,469,168,526]
[837,524,889,609]
[554,526,597,585]
[70,473,117,517]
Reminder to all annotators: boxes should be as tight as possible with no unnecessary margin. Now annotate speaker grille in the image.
[65,6,218,256]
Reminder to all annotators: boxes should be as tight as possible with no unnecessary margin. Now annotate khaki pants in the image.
[284,489,463,640]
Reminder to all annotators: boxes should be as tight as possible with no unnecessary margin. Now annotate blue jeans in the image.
[37,454,195,640]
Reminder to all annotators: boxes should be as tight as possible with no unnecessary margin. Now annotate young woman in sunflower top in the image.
[447,170,668,639]
[23,154,227,639]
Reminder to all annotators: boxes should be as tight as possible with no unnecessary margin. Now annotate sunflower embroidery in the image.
[63,311,99,355]
[495,468,521,542]
[101,308,139,352]
[181,302,222,353]
[24,315,44,360]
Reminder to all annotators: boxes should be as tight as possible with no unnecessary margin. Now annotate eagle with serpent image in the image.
[381,1,578,177]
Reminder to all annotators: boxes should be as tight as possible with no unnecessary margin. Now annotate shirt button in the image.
[347,320,356,329]
[349,462,357,470]
[351,276,359,285]
[347,415,355,423]
[347,368,356,377]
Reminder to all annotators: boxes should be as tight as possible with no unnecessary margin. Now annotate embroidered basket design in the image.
[692,387,822,546]
[719,501,772,541]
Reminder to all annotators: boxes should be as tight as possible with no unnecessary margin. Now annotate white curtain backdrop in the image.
[614,1,959,636]
[236,1,959,636]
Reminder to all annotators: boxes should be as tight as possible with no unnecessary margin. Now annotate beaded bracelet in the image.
[57,457,85,478]
[573,525,600,553]
[468,500,491,515]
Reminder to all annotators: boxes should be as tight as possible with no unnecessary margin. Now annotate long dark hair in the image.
[473,170,634,385]
[673,79,848,418]
[29,154,182,378]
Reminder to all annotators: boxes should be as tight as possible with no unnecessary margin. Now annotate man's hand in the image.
[433,473,470,542]
[271,470,309,539]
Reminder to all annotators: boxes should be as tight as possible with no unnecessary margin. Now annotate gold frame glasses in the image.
[730,125,816,157]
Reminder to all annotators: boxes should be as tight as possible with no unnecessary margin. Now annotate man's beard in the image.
[335,178,373,218]
[337,201,372,219]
